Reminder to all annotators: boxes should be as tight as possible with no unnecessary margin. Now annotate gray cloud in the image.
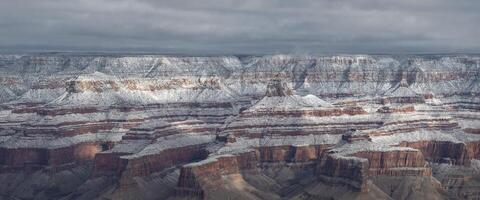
[0,0,479,54]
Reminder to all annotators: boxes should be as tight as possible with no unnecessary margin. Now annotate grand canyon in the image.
[0,54,479,200]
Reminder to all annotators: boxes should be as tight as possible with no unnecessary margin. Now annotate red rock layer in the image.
[241,106,366,118]
[122,145,209,177]
[399,141,480,165]
[0,100,232,172]
[176,151,259,199]
[316,155,370,191]
[353,150,431,176]
[257,145,330,162]
[315,150,430,192]
[176,145,332,198]
[0,142,108,172]
[176,144,439,198]
[91,152,129,177]
[93,144,209,178]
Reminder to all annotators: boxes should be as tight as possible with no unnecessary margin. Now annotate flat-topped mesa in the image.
[176,135,338,198]
[93,135,212,178]
[176,137,430,196]
[92,119,216,177]
[316,141,431,192]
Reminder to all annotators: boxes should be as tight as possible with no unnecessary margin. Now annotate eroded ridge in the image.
[0,54,479,199]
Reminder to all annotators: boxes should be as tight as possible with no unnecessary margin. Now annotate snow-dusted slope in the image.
[0,54,478,100]
[0,53,479,200]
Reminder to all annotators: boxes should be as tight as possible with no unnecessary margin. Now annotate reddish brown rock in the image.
[92,152,129,177]
[241,106,366,118]
[353,150,431,176]
[0,142,105,172]
[176,151,258,199]
[257,145,329,162]
[398,141,480,165]
[121,145,209,177]
[317,155,370,191]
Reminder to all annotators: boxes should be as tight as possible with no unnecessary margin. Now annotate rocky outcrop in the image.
[265,79,293,97]
[0,142,106,172]
[317,155,370,191]
[342,129,372,143]
[0,54,479,199]
[176,151,258,199]
[119,144,209,178]
[353,150,431,176]
[399,141,480,166]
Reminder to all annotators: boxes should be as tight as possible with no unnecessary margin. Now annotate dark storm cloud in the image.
[0,0,479,54]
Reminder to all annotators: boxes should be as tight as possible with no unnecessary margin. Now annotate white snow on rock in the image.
[213,134,342,155]
[0,86,16,103]
[371,129,480,145]
[301,94,333,107]
[120,134,215,159]
[0,53,479,171]
[0,131,125,149]
[329,141,418,158]
[74,71,116,81]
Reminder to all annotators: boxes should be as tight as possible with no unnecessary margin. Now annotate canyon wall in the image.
[0,54,479,199]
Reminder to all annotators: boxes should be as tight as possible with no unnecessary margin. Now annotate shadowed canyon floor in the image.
[0,54,479,199]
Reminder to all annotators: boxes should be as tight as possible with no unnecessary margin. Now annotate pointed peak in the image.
[265,79,293,97]
[399,78,409,87]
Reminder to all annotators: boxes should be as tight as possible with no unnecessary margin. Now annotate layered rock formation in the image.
[0,53,479,199]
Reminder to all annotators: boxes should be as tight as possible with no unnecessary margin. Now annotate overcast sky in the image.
[0,0,479,54]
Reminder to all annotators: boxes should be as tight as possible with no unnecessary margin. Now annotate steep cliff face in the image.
[0,54,479,199]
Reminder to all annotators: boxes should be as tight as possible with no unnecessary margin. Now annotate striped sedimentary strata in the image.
[0,54,479,199]
[175,76,480,199]
[0,70,237,172]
